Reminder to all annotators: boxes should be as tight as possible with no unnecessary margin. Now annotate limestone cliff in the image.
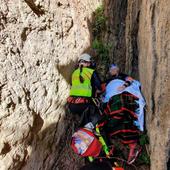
[0,0,102,169]
[138,1,170,170]
[104,1,169,169]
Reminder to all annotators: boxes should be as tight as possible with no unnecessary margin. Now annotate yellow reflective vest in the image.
[70,67,94,97]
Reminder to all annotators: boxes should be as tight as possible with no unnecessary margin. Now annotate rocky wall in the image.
[138,0,170,170]
[0,0,102,169]
[106,0,170,169]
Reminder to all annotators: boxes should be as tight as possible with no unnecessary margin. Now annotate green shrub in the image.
[92,5,107,37]
[138,133,150,165]
[92,39,111,64]
[139,133,149,146]
[138,151,150,165]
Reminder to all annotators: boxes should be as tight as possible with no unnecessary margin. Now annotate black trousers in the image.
[68,103,102,127]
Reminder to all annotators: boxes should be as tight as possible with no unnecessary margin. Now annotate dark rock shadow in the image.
[23,108,84,170]
[24,0,45,17]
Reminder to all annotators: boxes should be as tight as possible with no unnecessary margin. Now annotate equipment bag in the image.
[71,128,102,157]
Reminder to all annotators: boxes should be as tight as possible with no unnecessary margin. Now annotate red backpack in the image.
[71,128,102,157]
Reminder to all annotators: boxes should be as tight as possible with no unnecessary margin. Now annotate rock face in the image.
[125,0,170,169]
[0,0,102,169]
[104,0,128,70]
[105,0,170,169]
[0,0,169,170]
[138,1,170,170]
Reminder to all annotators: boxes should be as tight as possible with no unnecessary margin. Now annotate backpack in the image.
[71,128,102,157]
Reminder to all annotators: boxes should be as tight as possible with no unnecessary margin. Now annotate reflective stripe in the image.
[70,68,94,97]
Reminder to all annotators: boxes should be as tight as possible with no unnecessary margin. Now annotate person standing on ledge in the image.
[67,53,102,126]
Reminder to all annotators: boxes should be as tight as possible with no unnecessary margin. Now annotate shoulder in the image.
[119,73,128,77]
[73,68,80,73]
[84,67,94,72]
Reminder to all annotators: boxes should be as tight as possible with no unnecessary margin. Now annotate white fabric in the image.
[103,79,146,131]
[84,122,95,129]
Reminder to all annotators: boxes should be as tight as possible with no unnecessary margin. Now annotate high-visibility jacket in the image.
[70,67,94,97]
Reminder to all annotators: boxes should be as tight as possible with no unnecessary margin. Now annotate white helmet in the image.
[79,53,92,62]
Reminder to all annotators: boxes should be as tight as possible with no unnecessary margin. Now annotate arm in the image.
[91,71,102,91]
[118,73,134,91]
[124,76,134,87]
[91,71,102,97]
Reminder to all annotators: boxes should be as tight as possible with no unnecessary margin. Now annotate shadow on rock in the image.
[23,110,84,170]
